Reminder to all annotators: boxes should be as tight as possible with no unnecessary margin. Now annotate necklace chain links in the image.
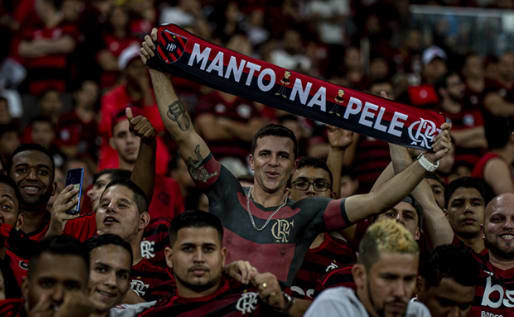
[245,188,288,231]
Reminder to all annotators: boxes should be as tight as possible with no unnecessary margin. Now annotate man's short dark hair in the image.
[0,123,18,139]
[445,177,489,208]
[425,172,445,188]
[434,71,459,98]
[295,156,333,189]
[86,234,133,265]
[7,144,55,179]
[420,244,478,287]
[372,195,424,230]
[102,180,148,213]
[93,169,131,184]
[30,115,54,127]
[169,210,224,247]
[28,235,89,279]
[403,195,423,229]
[251,124,298,159]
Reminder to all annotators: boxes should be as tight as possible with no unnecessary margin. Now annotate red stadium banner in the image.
[147,24,446,151]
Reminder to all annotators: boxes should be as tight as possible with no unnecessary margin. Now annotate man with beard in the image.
[470,193,514,317]
[435,71,486,167]
[138,210,302,316]
[141,28,452,286]
[7,144,57,241]
[305,219,430,317]
[444,177,488,254]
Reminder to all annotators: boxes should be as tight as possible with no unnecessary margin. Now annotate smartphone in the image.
[65,168,84,215]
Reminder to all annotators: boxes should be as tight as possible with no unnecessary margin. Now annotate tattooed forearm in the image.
[166,100,191,131]
[186,145,218,182]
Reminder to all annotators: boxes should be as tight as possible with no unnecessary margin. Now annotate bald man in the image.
[469,192,514,317]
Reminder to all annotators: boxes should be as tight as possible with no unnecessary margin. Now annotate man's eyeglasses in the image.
[291,178,331,192]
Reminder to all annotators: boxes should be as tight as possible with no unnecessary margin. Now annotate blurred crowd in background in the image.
[0,0,513,205]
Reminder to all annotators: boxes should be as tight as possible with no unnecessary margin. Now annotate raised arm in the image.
[140,29,212,179]
[344,123,452,224]
[325,126,353,198]
[389,143,454,247]
[126,107,156,202]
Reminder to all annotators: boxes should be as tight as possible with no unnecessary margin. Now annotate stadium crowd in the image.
[0,0,512,316]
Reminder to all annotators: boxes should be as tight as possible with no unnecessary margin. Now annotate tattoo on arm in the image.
[186,145,218,182]
[166,100,191,131]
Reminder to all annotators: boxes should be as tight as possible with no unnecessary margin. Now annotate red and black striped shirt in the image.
[291,233,356,299]
[315,265,356,297]
[138,276,280,316]
[130,258,175,301]
[0,298,25,317]
[469,253,514,317]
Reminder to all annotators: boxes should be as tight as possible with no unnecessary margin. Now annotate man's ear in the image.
[352,264,366,290]
[15,213,24,231]
[221,247,227,267]
[248,154,254,172]
[416,276,426,295]
[51,181,56,196]
[22,276,28,300]
[109,137,117,150]
[164,246,173,270]
[139,211,150,231]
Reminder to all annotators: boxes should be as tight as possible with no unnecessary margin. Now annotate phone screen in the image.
[65,168,84,215]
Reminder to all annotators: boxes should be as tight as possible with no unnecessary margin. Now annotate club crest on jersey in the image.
[326,261,339,272]
[140,240,155,259]
[236,291,259,314]
[130,279,150,297]
[157,29,188,64]
[272,219,294,243]
[19,260,28,270]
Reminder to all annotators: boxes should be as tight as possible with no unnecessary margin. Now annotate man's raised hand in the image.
[327,125,353,149]
[140,28,158,65]
[423,122,452,163]
[126,107,155,140]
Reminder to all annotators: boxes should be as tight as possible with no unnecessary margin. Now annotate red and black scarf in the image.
[148,24,446,150]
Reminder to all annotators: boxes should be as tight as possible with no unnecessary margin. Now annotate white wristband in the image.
[417,154,439,172]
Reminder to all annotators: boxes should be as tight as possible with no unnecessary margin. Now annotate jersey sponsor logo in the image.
[130,279,150,297]
[235,291,259,314]
[408,118,438,149]
[481,312,503,317]
[271,219,294,243]
[480,276,514,308]
[140,240,156,259]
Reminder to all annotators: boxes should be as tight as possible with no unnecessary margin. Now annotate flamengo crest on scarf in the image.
[147,24,447,151]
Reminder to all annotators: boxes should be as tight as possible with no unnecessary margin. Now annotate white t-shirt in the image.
[305,287,431,317]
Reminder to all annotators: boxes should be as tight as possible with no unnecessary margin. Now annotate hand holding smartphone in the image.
[65,168,84,215]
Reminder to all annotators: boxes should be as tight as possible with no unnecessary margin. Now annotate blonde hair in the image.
[358,219,419,270]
